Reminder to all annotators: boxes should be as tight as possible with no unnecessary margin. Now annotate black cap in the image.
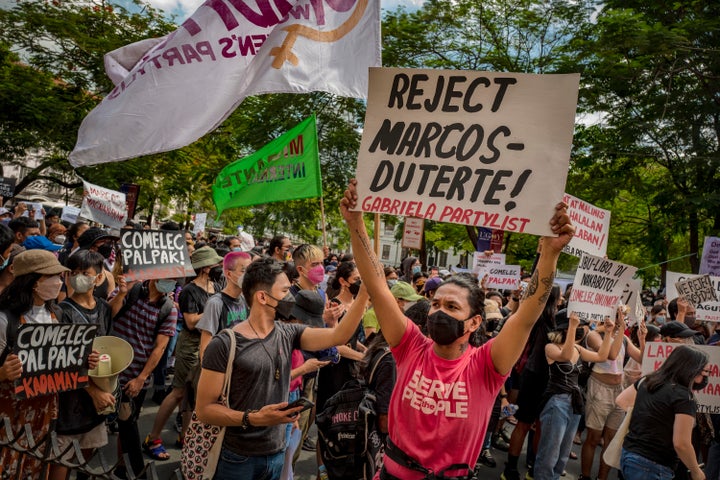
[659,320,696,339]
[77,227,119,249]
[290,290,325,327]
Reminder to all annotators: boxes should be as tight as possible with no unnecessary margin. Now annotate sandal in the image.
[143,435,170,461]
[569,451,578,460]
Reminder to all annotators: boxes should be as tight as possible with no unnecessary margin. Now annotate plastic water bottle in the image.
[501,404,518,419]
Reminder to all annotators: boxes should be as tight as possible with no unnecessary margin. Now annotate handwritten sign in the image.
[700,236,720,276]
[60,205,82,224]
[355,68,580,237]
[561,193,611,258]
[643,342,720,414]
[193,213,207,235]
[485,265,521,290]
[0,177,16,199]
[676,275,718,307]
[567,253,637,321]
[401,217,424,250]
[21,202,44,220]
[666,271,720,322]
[80,181,127,230]
[120,229,194,281]
[472,252,505,277]
[620,278,646,325]
[13,323,97,399]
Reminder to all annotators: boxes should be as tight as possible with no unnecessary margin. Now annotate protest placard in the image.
[643,342,720,414]
[620,278,646,325]
[700,236,720,276]
[401,217,424,250]
[13,324,97,399]
[485,265,521,290]
[567,253,637,321]
[676,274,718,307]
[0,177,16,199]
[472,252,505,278]
[666,271,720,322]
[21,202,45,220]
[561,193,611,258]
[354,68,580,237]
[80,181,127,230]
[120,229,194,281]
[60,205,82,224]
[193,213,207,235]
[120,183,141,220]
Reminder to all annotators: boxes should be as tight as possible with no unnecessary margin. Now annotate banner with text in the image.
[472,252,505,277]
[620,278,646,325]
[567,253,637,321]
[485,265,521,290]
[355,68,580,237]
[401,217,424,250]
[666,271,720,322]
[643,342,720,414]
[675,274,718,307]
[0,177,16,199]
[13,324,97,399]
[69,0,380,166]
[212,116,321,215]
[61,205,82,224]
[562,193,611,258]
[121,229,194,281]
[80,181,127,229]
[193,213,207,235]
[701,236,720,276]
[476,227,504,253]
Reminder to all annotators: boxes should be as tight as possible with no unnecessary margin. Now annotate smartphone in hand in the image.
[280,397,314,415]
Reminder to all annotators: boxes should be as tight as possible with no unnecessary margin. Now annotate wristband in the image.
[241,409,257,429]
[499,394,508,399]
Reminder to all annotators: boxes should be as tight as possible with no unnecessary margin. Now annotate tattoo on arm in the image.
[521,270,556,305]
[355,228,385,280]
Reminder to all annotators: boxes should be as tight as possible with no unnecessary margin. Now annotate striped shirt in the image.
[112,295,177,388]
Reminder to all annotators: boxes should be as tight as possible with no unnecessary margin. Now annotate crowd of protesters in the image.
[0,187,717,480]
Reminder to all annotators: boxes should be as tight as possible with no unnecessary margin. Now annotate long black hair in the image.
[0,272,43,316]
[327,261,357,299]
[645,345,708,393]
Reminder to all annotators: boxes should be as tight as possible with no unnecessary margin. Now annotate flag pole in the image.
[320,195,328,248]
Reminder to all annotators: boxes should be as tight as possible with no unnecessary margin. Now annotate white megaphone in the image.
[88,336,133,414]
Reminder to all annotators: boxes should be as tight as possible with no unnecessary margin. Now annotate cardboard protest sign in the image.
[567,253,637,322]
[60,205,82,224]
[620,278,646,325]
[193,213,207,235]
[120,229,194,281]
[13,324,97,399]
[355,67,580,237]
[21,202,44,220]
[472,252,505,277]
[666,271,720,322]
[700,236,720,276]
[643,342,720,414]
[675,275,718,307]
[401,217,424,250]
[80,181,127,230]
[0,177,16,199]
[562,193,611,258]
[485,265,521,290]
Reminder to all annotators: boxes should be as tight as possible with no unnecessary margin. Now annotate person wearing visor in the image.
[339,178,574,480]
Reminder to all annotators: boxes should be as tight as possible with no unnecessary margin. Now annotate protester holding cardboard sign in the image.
[0,250,73,479]
[340,178,575,480]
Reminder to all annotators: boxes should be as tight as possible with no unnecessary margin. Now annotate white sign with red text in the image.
[561,193,611,258]
[80,181,127,230]
[401,217,424,250]
[485,265,521,290]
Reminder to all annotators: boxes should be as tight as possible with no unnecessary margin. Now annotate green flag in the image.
[212,115,321,215]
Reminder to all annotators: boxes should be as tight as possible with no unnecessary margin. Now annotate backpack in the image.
[316,348,392,480]
[114,282,174,338]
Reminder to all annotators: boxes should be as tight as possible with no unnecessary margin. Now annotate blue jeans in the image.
[213,448,284,480]
[534,394,581,480]
[706,440,720,480]
[620,449,674,480]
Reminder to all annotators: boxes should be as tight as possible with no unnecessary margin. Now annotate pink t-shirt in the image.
[290,350,304,392]
[381,321,507,479]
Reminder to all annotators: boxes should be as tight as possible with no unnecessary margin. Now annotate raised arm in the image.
[300,284,369,352]
[579,316,615,363]
[491,205,575,375]
[339,180,408,347]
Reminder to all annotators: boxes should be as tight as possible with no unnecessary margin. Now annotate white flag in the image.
[69,0,381,166]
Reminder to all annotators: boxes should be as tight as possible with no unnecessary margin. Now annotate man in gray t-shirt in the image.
[195,257,369,480]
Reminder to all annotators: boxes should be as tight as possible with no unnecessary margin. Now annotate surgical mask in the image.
[54,235,66,245]
[655,315,666,324]
[0,254,8,272]
[232,247,242,252]
[155,279,176,293]
[349,280,361,296]
[426,310,471,346]
[209,266,224,283]
[236,273,244,289]
[70,273,97,293]
[387,279,398,288]
[306,265,325,285]
[693,376,709,391]
[35,276,63,301]
[266,292,296,320]
[97,243,114,259]
[412,265,422,275]
[329,261,338,267]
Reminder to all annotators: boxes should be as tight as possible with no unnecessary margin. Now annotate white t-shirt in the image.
[0,305,55,353]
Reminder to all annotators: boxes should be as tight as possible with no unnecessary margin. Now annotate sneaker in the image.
[318,465,329,480]
[525,466,533,480]
[492,433,510,451]
[477,449,496,468]
[501,465,520,480]
[174,412,183,433]
[302,437,317,451]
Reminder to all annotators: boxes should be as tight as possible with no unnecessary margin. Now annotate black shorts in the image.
[514,369,548,424]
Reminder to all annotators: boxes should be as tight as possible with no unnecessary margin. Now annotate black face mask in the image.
[427,310,470,346]
[209,266,224,283]
[267,293,296,321]
[349,280,361,296]
[693,375,709,391]
[97,243,114,259]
